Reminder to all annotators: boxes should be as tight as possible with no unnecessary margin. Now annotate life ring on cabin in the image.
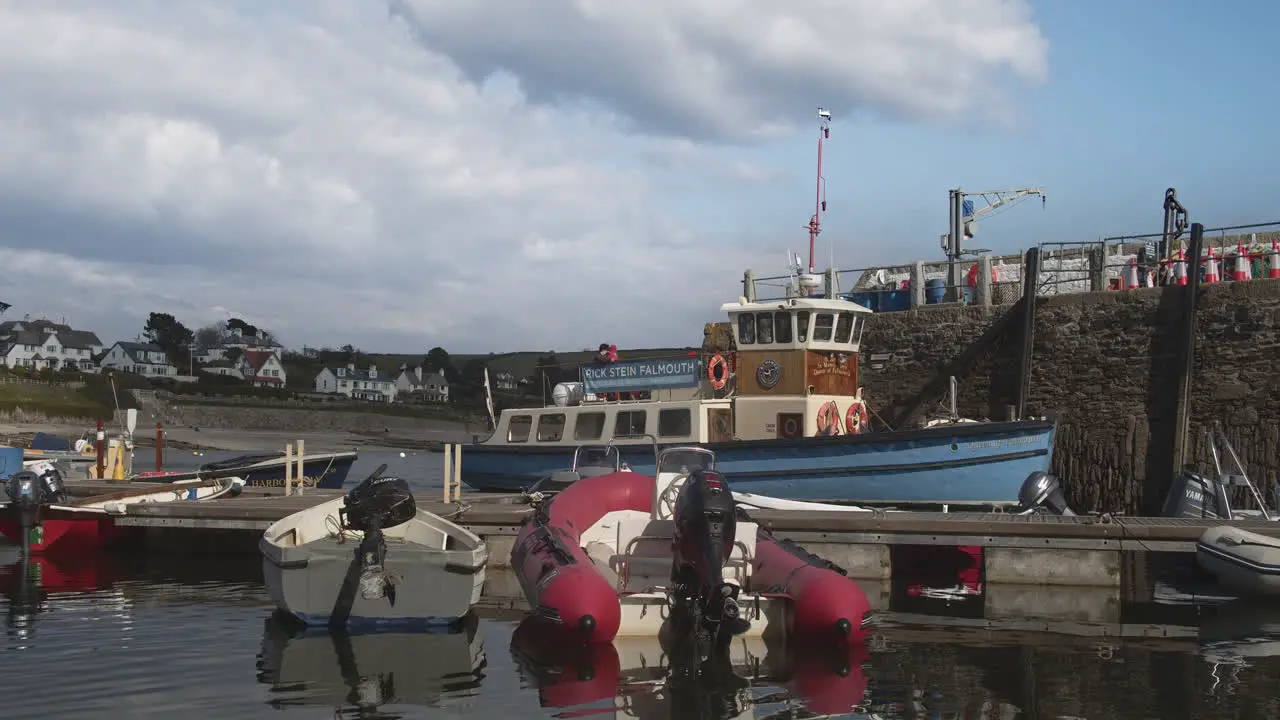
[779,415,801,438]
[816,400,841,436]
[707,353,729,390]
[845,401,869,435]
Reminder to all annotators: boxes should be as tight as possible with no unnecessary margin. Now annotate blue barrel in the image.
[846,292,879,312]
[925,278,946,305]
[0,446,25,481]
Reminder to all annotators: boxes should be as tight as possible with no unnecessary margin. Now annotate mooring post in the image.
[95,417,106,479]
[1089,245,1105,292]
[453,443,463,501]
[442,443,453,503]
[977,255,993,307]
[1015,247,1041,419]
[1172,223,1205,473]
[155,422,164,472]
[910,261,925,308]
[284,443,294,497]
[295,439,305,496]
[743,270,757,302]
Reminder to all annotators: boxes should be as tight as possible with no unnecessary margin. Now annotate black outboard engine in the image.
[338,465,416,602]
[1017,471,1076,516]
[5,471,44,557]
[37,467,67,505]
[1161,470,1230,519]
[670,469,750,651]
[665,632,749,720]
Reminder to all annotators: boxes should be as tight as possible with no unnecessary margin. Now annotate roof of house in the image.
[398,367,450,388]
[0,325,103,351]
[113,341,171,365]
[241,350,279,377]
[321,365,394,385]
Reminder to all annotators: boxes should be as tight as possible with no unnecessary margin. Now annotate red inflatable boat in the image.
[511,454,873,645]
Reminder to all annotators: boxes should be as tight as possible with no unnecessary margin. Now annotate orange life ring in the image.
[707,353,728,390]
[845,401,869,435]
[816,400,841,435]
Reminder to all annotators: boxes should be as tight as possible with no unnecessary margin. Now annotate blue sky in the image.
[685,1,1280,272]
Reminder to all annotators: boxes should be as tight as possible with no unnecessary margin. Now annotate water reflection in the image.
[256,610,487,717]
[509,617,868,718]
[0,552,131,646]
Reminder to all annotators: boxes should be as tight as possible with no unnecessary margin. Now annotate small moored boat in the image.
[0,462,244,555]
[135,449,359,490]
[511,444,873,645]
[260,465,488,628]
[1196,526,1280,597]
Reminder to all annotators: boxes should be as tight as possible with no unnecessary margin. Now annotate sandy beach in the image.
[0,420,480,453]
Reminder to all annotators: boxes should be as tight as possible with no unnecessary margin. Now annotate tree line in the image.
[141,312,276,367]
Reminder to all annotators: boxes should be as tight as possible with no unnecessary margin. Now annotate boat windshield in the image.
[573,445,620,471]
[657,448,716,475]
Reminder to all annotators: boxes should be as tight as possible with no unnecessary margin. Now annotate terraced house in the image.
[313,363,398,403]
[0,318,104,371]
[98,341,178,377]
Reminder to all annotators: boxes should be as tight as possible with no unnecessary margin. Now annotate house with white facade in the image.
[313,363,398,403]
[395,366,450,402]
[237,349,287,388]
[0,319,104,371]
[195,327,284,365]
[99,341,178,377]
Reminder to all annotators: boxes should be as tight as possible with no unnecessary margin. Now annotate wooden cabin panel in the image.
[805,351,860,396]
[735,350,807,396]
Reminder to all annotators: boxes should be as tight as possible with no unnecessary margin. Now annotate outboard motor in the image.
[5,471,44,556]
[1018,471,1076,516]
[665,632,750,719]
[1161,470,1230,519]
[37,467,67,505]
[670,469,750,650]
[339,465,416,602]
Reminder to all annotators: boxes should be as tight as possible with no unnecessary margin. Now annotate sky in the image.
[1,1,1276,354]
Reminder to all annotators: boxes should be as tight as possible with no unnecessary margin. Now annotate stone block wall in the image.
[858,278,1280,514]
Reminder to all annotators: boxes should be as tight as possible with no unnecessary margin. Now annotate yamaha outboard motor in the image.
[1161,470,1230,519]
[670,469,750,651]
[1018,471,1076,516]
[339,464,416,602]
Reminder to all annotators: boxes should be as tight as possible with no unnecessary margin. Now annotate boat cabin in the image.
[720,296,872,442]
[493,399,734,448]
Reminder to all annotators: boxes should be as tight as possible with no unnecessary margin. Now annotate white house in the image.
[237,349,287,388]
[395,366,450,402]
[99,341,178,377]
[0,319,104,371]
[493,371,518,392]
[195,327,284,364]
[314,363,398,403]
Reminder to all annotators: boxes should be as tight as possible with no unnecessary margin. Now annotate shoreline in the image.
[0,421,480,453]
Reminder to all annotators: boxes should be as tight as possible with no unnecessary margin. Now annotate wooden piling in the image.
[1172,224,1205,473]
[442,444,453,502]
[284,443,294,497]
[1015,247,1041,419]
[155,422,164,472]
[95,417,106,479]
[295,439,305,496]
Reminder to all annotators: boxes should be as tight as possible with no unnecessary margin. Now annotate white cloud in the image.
[0,0,1047,353]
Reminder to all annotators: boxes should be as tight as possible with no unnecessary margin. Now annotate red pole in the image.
[155,422,164,472]
[95,417,106,479]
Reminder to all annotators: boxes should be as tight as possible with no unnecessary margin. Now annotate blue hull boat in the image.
[134,450,358,490]
[460,419,1055,507]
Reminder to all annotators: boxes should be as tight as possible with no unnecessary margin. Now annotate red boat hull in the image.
[511,471,872,645]
[0,509,128,555]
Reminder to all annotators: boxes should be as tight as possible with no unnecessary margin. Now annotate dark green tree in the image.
[423,346,460,384]
[143,312,195,361]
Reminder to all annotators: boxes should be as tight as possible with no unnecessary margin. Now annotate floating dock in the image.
[76,479,1280,589]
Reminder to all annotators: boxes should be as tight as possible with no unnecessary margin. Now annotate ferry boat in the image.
[460,110,1056,507]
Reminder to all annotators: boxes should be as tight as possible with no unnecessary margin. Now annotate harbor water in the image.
[2,447,1280,717]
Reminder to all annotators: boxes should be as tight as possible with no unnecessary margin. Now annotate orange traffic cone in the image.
[1233,242,1252,281]
[1122,257,1139,290]
[1269,240,1280,279]
[1172,249,1188,286]
[1204,246,1220,284]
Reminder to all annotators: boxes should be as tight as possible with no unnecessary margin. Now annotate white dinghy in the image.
[260,464,488,628]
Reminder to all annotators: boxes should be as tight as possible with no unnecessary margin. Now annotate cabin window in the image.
[737,313,755,345]
[774,312,793,343]
[796,311,810,342]
[834,312,854,343]
[813,313,834,342]
[755,313,774,344]
[508,415,533,442]
[536,414,567,442]
[574,412,606,440]
[615,410,647,437]
[658,408,692,438]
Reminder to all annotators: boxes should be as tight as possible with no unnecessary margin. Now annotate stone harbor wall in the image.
[859,279,1280,514]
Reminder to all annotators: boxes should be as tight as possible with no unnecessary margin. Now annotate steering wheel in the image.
[656,473,689,519]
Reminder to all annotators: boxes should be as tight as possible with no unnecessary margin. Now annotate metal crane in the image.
[943,186,1046,299]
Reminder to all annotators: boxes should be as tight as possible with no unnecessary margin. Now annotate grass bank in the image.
[0,380,114,420]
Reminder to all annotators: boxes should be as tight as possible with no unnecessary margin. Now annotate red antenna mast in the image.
[808,108,832,274]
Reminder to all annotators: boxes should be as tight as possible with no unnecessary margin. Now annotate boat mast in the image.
[808,108,832,275]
